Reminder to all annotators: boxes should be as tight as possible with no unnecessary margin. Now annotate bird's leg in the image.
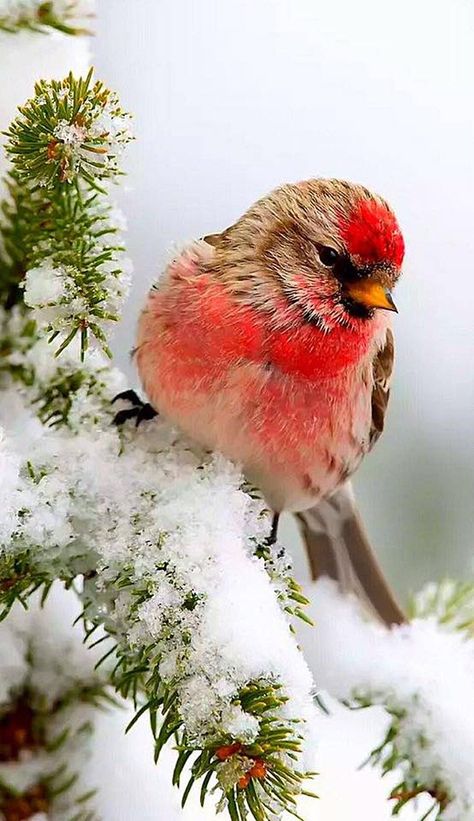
[268,512,280,545]
[112,389,158,427]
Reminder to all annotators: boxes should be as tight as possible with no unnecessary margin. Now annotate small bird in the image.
[130,179,406,624]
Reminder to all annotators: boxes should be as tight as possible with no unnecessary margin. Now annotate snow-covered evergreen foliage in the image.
[2,70,133,358]
[299,579,474,820]
[0,316,319,819]
[0,585,111,820]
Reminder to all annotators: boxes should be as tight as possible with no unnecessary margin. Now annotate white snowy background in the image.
[1,1,473,819]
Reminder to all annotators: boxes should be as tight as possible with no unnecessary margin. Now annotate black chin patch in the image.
[342,297,374,320]
[334,256,375,319]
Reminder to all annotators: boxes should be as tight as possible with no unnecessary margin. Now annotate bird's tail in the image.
[295,483,406,625]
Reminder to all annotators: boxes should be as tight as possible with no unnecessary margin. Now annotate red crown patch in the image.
[340,199,405,267]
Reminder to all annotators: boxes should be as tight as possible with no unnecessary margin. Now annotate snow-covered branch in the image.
[0,585,110,820]
[299,579,474,820]
[0,323,318,819]
[2,70,133,357]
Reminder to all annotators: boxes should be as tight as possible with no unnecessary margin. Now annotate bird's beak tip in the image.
[344,280,398,313]
[384,291,398,313]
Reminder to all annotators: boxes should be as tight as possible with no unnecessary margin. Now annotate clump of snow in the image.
[0,425,26,545]
[53,119,87,146]
[0,307,125,431]
[23,263,66,307]
[0,595,28,705]
[299,579,474,820]
[4,408,316,757]
[220,705,260,744]
[21,249,131,349]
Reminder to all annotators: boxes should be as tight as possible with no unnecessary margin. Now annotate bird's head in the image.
[213,179,404,331]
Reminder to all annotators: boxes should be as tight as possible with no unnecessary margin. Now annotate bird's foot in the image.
[255,514,284,561]
[112,390,158,427]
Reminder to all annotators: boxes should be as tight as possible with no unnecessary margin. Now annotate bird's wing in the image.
[202,218,238,248]
[369,326,394,449]
[202,232,224,247]
[295,329,405,626]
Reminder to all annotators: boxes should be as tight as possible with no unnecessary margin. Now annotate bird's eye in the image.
[318,246,339,267]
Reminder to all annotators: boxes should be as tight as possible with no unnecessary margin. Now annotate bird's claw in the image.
[111,389,144,406]
[112,390,158,427]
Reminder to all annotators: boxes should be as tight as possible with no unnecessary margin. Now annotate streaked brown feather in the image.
[202,232,223,248]
[369,327,394,448]
[202,225,234,249]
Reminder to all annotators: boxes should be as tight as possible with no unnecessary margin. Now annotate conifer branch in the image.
[0,1,92,36]
[0,384,318,820]
[0,592,111,820]
[2,70,133,358]
[310,579,474,821]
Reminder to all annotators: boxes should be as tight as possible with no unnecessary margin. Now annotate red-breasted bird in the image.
[121,179,406,624]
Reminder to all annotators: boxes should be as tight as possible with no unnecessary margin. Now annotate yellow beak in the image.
[344,279,397,312]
